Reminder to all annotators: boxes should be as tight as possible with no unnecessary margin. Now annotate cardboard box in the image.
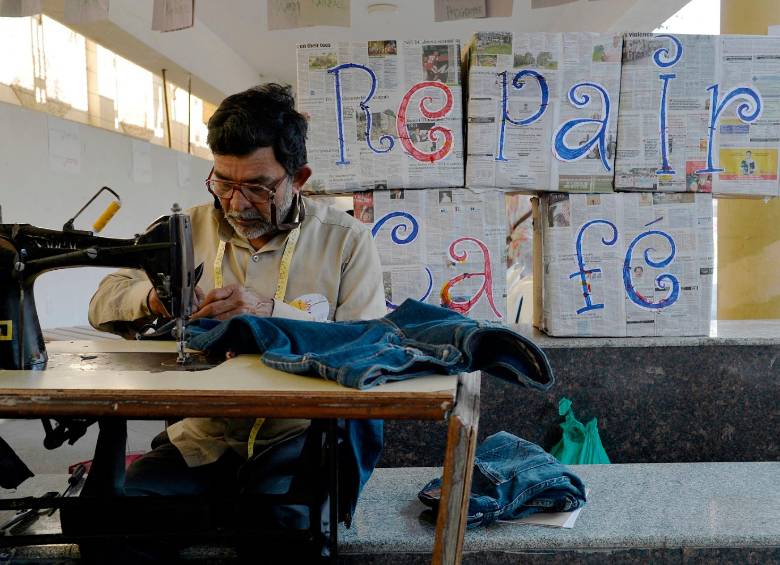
[534,192,713,336]
[297,39,464,193]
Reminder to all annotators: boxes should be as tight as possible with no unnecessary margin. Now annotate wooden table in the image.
[0,340,480,565]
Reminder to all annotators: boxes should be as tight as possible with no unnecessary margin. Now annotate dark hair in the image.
[207,83,308,176]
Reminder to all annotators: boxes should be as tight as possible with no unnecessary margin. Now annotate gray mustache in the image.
[227,211,264,221]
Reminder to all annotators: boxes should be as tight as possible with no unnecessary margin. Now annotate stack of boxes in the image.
[297,39,508,323]
[298,31,780,336]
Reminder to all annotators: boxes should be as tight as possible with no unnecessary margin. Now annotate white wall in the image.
[0,102,212,328]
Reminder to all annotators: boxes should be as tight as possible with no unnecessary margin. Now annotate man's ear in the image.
[291,165,312,192]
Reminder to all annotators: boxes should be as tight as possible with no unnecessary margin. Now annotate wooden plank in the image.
[0,389,455,420]
[432,371,480,565]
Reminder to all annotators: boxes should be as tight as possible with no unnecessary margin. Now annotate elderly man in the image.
[87,83,385,557]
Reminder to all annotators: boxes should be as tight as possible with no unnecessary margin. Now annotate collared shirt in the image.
[88,196,386,466]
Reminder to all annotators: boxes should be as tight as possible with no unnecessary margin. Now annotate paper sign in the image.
[770,25,780,36]
[48,118,82,174]
[64,0,109,24]
[0,0,41,17]
[268,0,301,30]
[268,0,349,30]
[434,0,486,22]
[498,489,591,528]
[486,0,513,17]
[152,0,194,32]
[531,0,577,8]
[299,0,350,28]
[131,140,153,184]
[177,152,191,187]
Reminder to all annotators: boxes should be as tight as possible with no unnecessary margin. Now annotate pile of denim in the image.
[418,432,587,528]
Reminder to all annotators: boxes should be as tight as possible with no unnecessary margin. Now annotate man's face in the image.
[746,151,752,159]
[212,147,308,240]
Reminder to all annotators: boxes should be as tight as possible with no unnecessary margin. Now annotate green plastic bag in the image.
[549,397,610,464]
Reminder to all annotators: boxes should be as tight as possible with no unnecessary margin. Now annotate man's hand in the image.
[191,284,273,320]
[147,287,205,318]
[147,288,170,317]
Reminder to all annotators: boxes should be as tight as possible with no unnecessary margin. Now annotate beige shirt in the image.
[88,196,386,466]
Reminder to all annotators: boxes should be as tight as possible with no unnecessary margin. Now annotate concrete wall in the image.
[0,102,212,328]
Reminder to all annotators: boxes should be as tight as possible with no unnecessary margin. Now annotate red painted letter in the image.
[396,81,454,163]
[440,237,502,319]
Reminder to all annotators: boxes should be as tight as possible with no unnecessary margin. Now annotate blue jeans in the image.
[419,432,586,528]
[186,299,555,524]
[187,298,553,391]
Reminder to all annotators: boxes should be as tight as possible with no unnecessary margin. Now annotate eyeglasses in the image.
[205,168,288,204]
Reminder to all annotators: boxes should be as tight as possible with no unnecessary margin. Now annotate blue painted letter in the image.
[697,84,762,174]
[553,82,613,171]
[569,219,619,314]
[623,230,680,310]
[652,34,683,68]
[328,63,395,166]
[496,69,549,162]
[371,211,433,309]
[656,73,676,175]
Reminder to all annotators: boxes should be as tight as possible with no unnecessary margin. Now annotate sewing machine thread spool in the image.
[92,201,121,233]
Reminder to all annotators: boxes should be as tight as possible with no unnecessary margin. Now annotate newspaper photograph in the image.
[297,39,464,194]
[355,188,507,321]
[615,33,780,197]
[464,31,622,192]
[535,192,713,337]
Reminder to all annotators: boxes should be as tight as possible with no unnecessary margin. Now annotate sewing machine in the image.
[0,199,197,371]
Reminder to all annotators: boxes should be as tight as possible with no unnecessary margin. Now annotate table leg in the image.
[432,371,480,565]
[79,417,127,497]
[328,419,339,563]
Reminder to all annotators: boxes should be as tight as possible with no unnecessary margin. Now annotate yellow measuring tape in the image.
[213,227,301,458]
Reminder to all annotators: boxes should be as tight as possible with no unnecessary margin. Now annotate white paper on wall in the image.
[152,0,194,32]
[131,139,153,184]
[177,152,191,187]
[0,0,41,17]
[63,0,109,24]
[48,117,82,175]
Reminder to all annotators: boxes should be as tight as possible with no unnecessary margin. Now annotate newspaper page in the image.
[536,193,712,336]
[615,33,780,198]
[297,40,464,194]
[464,31,622,192]
[715,35,780,197]
[355,188,507,321]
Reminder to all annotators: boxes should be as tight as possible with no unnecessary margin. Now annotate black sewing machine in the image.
[0,196,196,371]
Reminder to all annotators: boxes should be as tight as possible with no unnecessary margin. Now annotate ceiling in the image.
[194,0,691,87]
[45,0,693,102]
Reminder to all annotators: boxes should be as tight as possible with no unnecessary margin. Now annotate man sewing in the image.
[87,83,385,553]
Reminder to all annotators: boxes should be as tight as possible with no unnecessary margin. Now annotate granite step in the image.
[3,463,779,563]
[339,463,780,564]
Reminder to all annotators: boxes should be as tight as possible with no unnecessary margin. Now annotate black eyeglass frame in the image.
[205,167,305,231]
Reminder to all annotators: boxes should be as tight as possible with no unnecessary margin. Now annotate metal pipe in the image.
[162,68,172,149]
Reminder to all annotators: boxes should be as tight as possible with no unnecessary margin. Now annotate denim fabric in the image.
[418,432,586,528]
[185,300,554,526]
[186,299,554,391]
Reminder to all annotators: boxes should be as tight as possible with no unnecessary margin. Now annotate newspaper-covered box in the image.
[533,192,713,336]
[297,40,464,193]
[464,32,622,192]
[615,33,780,197]
[354,188,507,321]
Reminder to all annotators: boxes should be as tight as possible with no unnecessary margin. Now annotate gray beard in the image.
[225,189,294,240]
